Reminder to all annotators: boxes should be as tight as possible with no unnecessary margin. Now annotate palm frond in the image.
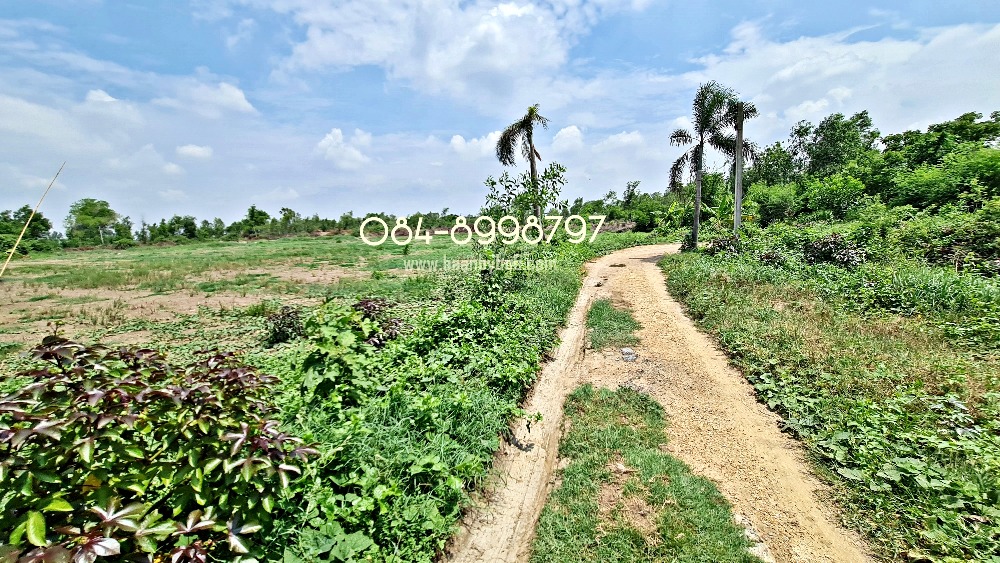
[496,123,524,166]
[669,128,693,146]
[692,81,737,133]
[497,104,548,167]
[669,150,692,190]
[709,131,738,158]
[743,141,761,165]
[528,104,550,129]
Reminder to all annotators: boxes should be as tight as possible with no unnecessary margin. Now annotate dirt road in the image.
[446,244,871,563]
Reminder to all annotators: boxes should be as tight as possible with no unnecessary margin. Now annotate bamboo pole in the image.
[0,162,65,280]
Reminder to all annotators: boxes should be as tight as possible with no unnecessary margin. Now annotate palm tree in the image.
[496,104,550,218]
[670,81,738,247]
[723,99,758,235]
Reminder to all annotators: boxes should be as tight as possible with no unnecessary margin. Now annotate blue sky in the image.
[1,1,998,227]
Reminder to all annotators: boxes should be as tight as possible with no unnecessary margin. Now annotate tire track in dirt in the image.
[446,244,871,563]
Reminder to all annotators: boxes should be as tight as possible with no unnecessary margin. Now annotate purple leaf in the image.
[17,545,70,563]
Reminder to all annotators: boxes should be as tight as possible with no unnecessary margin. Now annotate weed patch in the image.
[587,299,641,349]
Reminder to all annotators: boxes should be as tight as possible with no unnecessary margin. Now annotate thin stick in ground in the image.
[0,162,65,280]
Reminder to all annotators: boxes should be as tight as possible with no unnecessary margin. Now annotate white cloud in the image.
[162,162,184,175]
[784,98,830,122]
[351,129,372,147]
[265,0,648,111]
[316,128,371,169]
[449,130,500,160]
[85,89,116,103]
[153,81,256,118]
[254,186,301,202]
[176,144,214,159]
[828,86,852,104]
[226,18,257,49]
[0,93,104,153]
[552,125,584,152]
[77,89,143,128]
[685,21,1000,138]
[594,130,643,151]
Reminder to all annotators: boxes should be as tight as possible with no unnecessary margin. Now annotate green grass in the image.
[531,385,760,563]
[587,298,641,349]
[661,250,1000,561]
[1,232,670,562]
[6,235,477,291]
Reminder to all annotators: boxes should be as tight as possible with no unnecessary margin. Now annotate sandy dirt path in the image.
[446,244,871,563]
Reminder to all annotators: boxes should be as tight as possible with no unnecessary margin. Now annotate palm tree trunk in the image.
[529,139,541,219]
[692,158,702,248]
[733,110,745,236]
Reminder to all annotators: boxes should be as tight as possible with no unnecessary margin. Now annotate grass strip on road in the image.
[532,384,760,563]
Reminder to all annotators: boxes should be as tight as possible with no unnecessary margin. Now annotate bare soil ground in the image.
[447,244,871,563]
[0,263,359,349]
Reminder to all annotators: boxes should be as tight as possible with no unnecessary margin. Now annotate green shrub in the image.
[892,146,1000,208]
[265,305,305,346]
[749,182,799,226]
[0,336,315,562]
[802,233,866,268]
[0,233,25,256]
[896,198,1000,272]
[803,173,865,219]
[705,235,741,256]
[298,302,377,405]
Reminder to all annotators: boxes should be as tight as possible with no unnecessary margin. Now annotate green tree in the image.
[243,205,271,237]
[483,162,567,219]
[496,104,550,218]
[622,181,641,213]
[279,207,300,234]
[883,111,1000,168]
[791,111,880,178]
[0,205,52,239]
[670,81,740,247]
[745,142,797,187]
[65,199,119,245]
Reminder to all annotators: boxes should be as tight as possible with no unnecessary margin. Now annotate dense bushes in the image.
[0,337,316,562]
[749,182,799,226]
[891,146,1000,208]
[803,173,866,218]
[265,234,661,562]
[896,198,1000,274]
[276,273,569,560]
[0,234,60,256]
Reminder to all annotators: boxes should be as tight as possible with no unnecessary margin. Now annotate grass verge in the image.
[587,298,641,350]
[531,384,760,563]
[660,250,1000,561]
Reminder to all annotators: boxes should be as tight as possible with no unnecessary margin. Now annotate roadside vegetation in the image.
[662,108,1000,560]
[1,231,663,562]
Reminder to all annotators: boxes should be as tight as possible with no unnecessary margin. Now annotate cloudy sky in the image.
[1,1,998,227]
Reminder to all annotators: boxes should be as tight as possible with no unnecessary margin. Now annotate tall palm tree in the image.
[670,82,738,247]
[724,99,758,235]
[497,104,549,218]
